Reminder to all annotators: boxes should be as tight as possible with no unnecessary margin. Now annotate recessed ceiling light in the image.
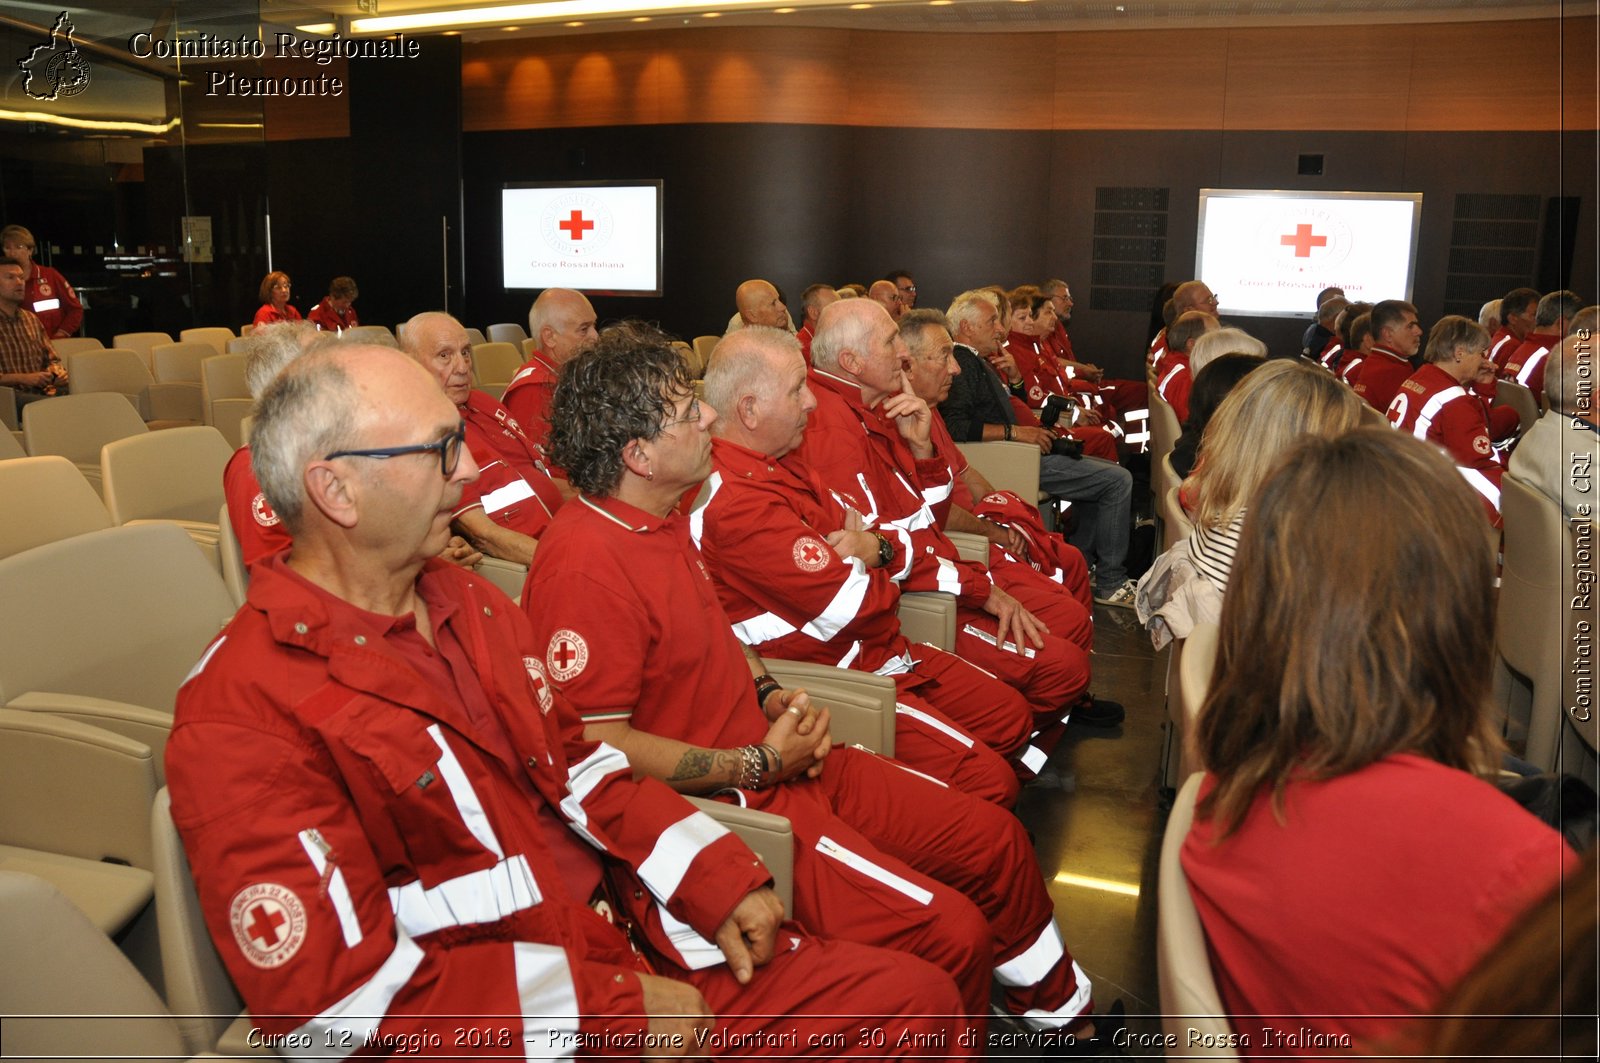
[701,9,721,15]
[774,5,796,10]
[929,1,953,5]
[565,19,584,24]
[632,14,651,19]
[442,29,461,34]
[850,2,873,7]
[502,25,520,30]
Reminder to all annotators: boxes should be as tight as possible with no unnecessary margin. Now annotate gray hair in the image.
[1546,334,1593,416]
[809,300,877,373]
[1537,289,1583,328]
[250,349,363,534]
[1478,299,1502,330]
[899,308,950,356]
[945,289,998,338]
[243,321,321,399]
[1191,327,1268,375]
[704,326,798,421]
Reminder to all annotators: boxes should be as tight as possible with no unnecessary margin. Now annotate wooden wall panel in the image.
[1561,15,1599,133]
[460,18,1591,133]
[1220,27,1415,131]
[262,59,350,141]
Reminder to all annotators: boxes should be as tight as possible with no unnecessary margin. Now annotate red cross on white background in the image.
[553,641,579,670]
[246,903,286,948]
[1280,223,1328,258]
[558,210,595,241]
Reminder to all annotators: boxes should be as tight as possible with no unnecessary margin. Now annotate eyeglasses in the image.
[326,421,467,477]
[662,397,702,429]
[898,284,917,294]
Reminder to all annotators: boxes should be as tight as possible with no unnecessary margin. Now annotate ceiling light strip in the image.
[344,0,827,34]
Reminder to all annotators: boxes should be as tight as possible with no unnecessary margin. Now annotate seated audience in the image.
[1181,428,1576,1054]
[0,254,66,418]
[1478,297,1502,334]
[1299,286,1344,360]
[1510,334,1599,520]
[305,275,359,332]
[169,342,962,1055]
[1491,286,1541,369]
[1168,352,1263,481]
[1,223,81,338]
[1350,299,1421,411]
[868,279,906,322]
[1153,310,1219,423]
[887,268,918,309]
[1332,305,1374,383]
[795,282,838,364]
[520,322,1107,1040]
[1137,359,1358,647]
[1388,315,1506,526]
[502,286,597,455]
[252,271,300,328]
[1502,289,1582,397]
[1188,326,1266,378]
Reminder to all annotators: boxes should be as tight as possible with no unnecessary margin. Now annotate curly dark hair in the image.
[547,320,692,496]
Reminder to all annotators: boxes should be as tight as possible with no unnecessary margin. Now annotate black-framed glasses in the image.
[325,421,467,477]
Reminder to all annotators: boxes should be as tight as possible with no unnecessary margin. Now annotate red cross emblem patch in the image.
[547,629,589,681]
[228,883,306,969]
[793,535,831,573]
[251,491,280,528]
[1473,434,1492,456]
[524,655,554,714]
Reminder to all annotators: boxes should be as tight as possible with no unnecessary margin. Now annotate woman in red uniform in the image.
[252,270,300,328]
[1,224,82,338]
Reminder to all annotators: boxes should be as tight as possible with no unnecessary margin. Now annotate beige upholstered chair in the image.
[486,321,529,346]
[1175,621,1219,785]
[471,340,524,390]
[1161,483,1195,554]
[101,426,233,569]
[0,425,23,458]
[0,870,193,1063]
[956,440,1043,507]
[218,501,249,607]
[898,591,957,651]
[1358,401,1388,427]
[1495,376,1544,426]
[200,352,251,448]
[342,324,396,345]
[65,348,199,426]
[684,798,796,915]
[0,385,16,430]
[946,529,989,564]
[0,455,112,558]
[21,391,149,495]
[111,330,176,368]
[51,335,104,356]
[758,657,897,756]
[476,556,530,600]
[465,326,487,346]
[693,334,720,367]
[1157,772,1239,1059]
[1148,393,1182,477]
[177,326,235,355]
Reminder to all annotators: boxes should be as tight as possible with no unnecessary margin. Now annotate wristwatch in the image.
[873,532,894,568]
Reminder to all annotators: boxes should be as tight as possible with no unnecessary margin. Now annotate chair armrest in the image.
[0,707,158,869]
[475,556,529,600]
[945,530,989,565]
[898,591,957,652]
[0,385,16,430]
[954,441,1042,503]
[759,659,896,756]
[7,691,173,788]
[684,798,794,917]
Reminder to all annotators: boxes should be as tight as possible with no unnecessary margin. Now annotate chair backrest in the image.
[1162,484,1195,553]
[153,788,248,1056]
[343,324,395,345]
[177,327,235,355]
[472,341,524,387]
[225,336,251,354]
[1175,621,1219,783]
[1149,394,1182,468]
[693,334,720,366]
[22,392,149,470]
[955,440,1043,505]
[65,348,156,413]
[1156,773,1239,1058]
[1494,377,1543,432]
[200,353,251,448]
[0,871,188,1063]
[151,342,211,384]
[1499,473,1573,769]
[674,339,704,380]
[0,426,22,458]
[111,331,175,364]
[684,797,794,916]
[0,385,15,431]
[486,322,528,345]
[464,327,487,346]
[217,502,249,607]
[101,425,233,526]
[760,658,896,756]
[0,455,112,558]
[51,335,104,356]
[0,523,236,713]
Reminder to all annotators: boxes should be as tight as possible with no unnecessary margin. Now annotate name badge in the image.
[32,298,60,312]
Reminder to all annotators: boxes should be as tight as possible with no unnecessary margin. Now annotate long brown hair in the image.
[1195,428,1503,836]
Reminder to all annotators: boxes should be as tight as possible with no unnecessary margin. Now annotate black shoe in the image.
[1067,696,1125,728]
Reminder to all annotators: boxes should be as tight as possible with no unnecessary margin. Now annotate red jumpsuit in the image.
[1003,331,1120,460]
[793,370,1091,727]
[1387,363,1506,526]
[1500,331,1562,398]
[456,391,565,540]
[502,349,560,455]
[223,445,291,565]
[1488,326,1522,371]
[523,491,1094,1031]
[306,298,358,333]
[1154,351,1192,423]
[169,555,964,1058]
[24,262,81,338]
[1350,345,1412,412]
[253,303,303,329]
[796,324,815,367]
[697,437,1033,805]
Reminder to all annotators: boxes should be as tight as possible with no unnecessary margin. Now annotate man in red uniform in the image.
[1150,280,1218,372]
[1,224,81,338]
[172,342,966,1056]
[403,312,566,567]
[794,283,837,366]
[0,255,66,419]
[1351,299,1423,412]
[1501,289,1581,398]
[1387,316,1506,526]
[868,279,906,322]
[1489,287,1540,370]
[305,276,359,333]
[1152,311,1218,424]
[502,287,597,457]
[522,325,1108,1044]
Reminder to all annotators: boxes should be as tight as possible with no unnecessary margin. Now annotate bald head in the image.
[868,279,905,321]
[704,327,814,456]
[1168,311,1219,355]
[736,279,788,329]
[527,288,597,364]
[402,311,474,407]
[1173,280,1218,316]
[811,298,887,374]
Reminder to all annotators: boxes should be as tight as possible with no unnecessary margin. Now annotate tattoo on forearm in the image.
[668,748,738,783]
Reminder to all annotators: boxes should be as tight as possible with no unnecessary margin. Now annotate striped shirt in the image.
[1191,510,1246,594]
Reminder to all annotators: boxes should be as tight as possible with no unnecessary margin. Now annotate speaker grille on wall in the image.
[1091,187,1169,312]
[1442,193,1541,319]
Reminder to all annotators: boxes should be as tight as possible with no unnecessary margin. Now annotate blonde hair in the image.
[1190,359,1362,531]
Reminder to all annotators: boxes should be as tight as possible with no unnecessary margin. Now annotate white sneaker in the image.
[1094,579,1138,609]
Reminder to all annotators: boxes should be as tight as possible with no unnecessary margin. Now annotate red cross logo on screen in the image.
[558,210,595,241]
[1280,223,1328,258]
[246,904,287,948]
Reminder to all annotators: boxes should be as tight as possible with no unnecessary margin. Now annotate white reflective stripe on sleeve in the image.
[480,476,535,515]
[816,836,933,904]
[560,742,632,849]
[871,650,914,677]
[388,854,542,938]
[921,478,953,507]
[731,610,799,645]
[835,640,862,669]
[1412,385,1466,441]
[1459,466,1502,511]
[803,560,872,640]
[637,812,730,904]
[995,920,1067,987]
[1516,348,1550,387]
[286,928,425,1059]
[1123,407,1149,421]
[299,830,362,949]
[1491,335,1516,360]
[655,902,728,970]
[513,942,580,1058]
[1123,429,1150,446]
[854,474,880,522]
[889,527,914,579]
[1018,744,1048,774]
[686,471,721,546]
[882,505,936,535]
[32,298,60,312]
[1157,364,1184,400]
[961,622,1038,658]
[935,556,964,595]
[894,702,975,748]
[183,635,228,684]
[427,725,502,859]
[1016,961,1094,1030]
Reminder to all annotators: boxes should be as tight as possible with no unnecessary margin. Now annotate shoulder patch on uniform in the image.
[547,629,589,682]
[524,655,554,713]
[1472,434,1492,456]
[251,492,280,528]
[229,883,307,969]
[792,535,831,573]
